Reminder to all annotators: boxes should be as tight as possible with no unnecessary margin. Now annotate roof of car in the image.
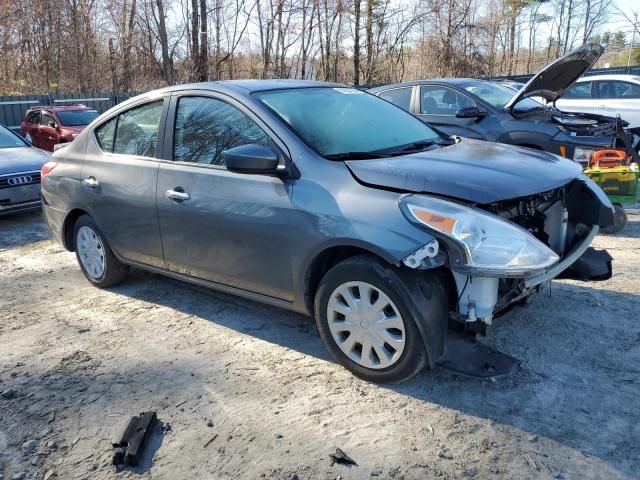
[576,74,640,82]
[28,104,96,112]
[161,79,343,94]
[368,78,486,92]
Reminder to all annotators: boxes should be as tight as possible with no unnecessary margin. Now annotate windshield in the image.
[462,82,543,111]
[256,87,441,157]
[57,110,99,126]
[0,126,28,149]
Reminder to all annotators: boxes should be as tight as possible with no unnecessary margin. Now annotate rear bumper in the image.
[0,200,41,216]
[42,203,67,248]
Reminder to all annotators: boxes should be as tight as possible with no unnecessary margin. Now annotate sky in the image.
[600,0,638,36]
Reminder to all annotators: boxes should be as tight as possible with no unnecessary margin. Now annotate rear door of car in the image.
[415,85,487,139]
[155,92,294,301]
[593,80,640,127]
[79,97,168,268]
[376,86,414,112]
[554,81,595,114]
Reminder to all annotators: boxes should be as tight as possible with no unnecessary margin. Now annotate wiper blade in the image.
[393,138,454,154]
[324,151,393,160]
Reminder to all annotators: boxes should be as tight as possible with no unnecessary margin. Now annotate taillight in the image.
[41,161,58,177]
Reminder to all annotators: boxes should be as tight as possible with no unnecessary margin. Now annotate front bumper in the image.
[454,225,611,325]
[0,199,41,216]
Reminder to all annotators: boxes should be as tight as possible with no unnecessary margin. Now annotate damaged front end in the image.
[401,175,614,327]
[399,176,614,378]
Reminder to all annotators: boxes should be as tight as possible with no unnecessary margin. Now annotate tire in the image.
[314,254,444,384]
[601,204,626,234]
[73,215,128,287]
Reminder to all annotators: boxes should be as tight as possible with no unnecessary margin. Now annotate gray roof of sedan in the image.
[368,78,486,92]
[161,79,343,94]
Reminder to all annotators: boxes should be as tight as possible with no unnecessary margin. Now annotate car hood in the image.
[505,43,603,109]
[0,146,51,175]
[61,125,87,134]
[345,138,582,204]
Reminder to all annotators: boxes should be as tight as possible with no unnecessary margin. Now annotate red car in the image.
[20,105,99,152]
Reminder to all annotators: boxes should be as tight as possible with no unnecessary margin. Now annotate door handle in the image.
[165,189,190,201]
[82,177,99,188]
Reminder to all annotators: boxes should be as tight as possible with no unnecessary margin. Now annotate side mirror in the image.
[455,107,487,119]
[223,144,280,174]
[47,121,57,128]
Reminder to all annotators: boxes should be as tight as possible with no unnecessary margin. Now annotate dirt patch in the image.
[1,211,639,479]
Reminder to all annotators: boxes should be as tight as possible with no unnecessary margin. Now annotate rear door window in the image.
[173,96,273,167]
[597,81,640,99]
[378,87,413,111]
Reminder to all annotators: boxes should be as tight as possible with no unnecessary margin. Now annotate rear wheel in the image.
[73,215,128,287]
[315,255,440,384]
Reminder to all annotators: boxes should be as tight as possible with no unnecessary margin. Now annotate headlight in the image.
[573,147,595,165]
[71,133,79,138]
[400,195,559,277]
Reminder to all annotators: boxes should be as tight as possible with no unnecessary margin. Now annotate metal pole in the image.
[628,14,639,73]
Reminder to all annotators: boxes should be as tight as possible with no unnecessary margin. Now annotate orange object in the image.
[411,208,457,234]
[559,145,566,157]
[589,149,628,169]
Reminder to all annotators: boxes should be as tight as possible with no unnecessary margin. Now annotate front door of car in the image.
[156,94,294,301]
[415,85,487,139]
[80,99,167,268]
[39,112,59,151]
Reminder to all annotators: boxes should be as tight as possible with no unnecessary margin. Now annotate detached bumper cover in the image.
[525,225,599,288]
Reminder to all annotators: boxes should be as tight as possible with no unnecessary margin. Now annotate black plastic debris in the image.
[112,411,158,467]
[329,447,358,466]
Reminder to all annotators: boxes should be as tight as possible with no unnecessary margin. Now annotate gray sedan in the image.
[41,80,613,383]
[0,124,50,216]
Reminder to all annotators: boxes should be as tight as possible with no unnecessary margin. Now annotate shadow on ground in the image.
[107,271,640,477]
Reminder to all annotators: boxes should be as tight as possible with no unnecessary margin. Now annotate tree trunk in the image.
[353,0,361,85]
[156,0,172,84]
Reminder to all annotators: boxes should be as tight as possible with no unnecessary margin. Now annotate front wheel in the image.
[314,255,443,384]
[73,215,128,287]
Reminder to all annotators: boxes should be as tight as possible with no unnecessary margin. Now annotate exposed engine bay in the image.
[449,178,613,327]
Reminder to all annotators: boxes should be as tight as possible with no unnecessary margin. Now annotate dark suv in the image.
[21,105,99,152]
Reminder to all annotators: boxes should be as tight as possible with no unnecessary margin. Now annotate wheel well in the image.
[62,209,88,251]
[515,143,543,150]
[304,246,388,315]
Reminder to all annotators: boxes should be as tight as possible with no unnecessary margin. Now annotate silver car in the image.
[0,125,51,216]
[41,81,614,383]
[555,74,640,128]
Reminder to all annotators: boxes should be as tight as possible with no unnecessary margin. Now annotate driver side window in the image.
[173,96,274,167]
[420,86,475,115]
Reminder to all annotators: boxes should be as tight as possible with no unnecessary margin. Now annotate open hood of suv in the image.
[345,138,582,204]
[504,43,603,110]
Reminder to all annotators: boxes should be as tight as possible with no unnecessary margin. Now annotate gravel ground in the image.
[1,211,639,480]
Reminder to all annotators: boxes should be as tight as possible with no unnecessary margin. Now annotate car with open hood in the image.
[0,124,51,215]
[370,44,640,167]
[41,81,614,383]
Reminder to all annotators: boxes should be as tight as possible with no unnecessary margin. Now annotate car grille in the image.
[0,171,41,189]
